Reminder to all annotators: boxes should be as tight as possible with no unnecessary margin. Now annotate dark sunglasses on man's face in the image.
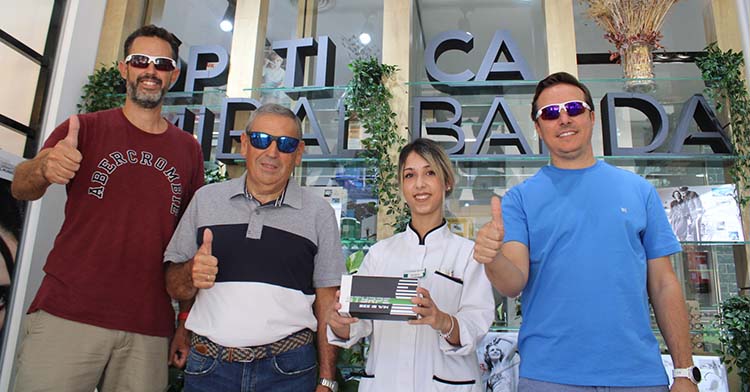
[247,131,301,153]
[125,53,177,72]
[535,100,591,121]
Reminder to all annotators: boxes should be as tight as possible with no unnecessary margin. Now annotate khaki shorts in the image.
[13,310,168,392]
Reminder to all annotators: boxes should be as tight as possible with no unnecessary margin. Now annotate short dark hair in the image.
[531,72,594,121]
[123,25,180,61]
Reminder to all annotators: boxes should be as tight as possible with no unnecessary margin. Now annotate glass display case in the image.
[159,76,743,356]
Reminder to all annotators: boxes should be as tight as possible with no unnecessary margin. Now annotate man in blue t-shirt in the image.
[474,72,699,392]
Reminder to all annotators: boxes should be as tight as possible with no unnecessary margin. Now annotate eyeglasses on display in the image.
[247,131,301,153]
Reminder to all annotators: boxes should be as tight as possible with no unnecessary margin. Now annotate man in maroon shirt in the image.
[11,25,203,392]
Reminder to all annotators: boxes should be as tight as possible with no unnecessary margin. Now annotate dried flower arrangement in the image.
[579,0,680,91]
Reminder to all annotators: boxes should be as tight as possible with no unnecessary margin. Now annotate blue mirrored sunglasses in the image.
[535,100,591,121]
[248,131,300,153]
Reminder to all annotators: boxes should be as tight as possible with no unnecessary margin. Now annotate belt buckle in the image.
[237,347,256,363]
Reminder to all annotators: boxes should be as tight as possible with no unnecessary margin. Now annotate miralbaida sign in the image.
[166,30,732,160]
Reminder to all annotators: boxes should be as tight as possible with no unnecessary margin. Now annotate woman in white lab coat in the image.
[328,138,495,392]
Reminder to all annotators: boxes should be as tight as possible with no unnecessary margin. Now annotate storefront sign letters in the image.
[170,32,732,160]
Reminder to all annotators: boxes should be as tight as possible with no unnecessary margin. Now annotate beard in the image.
[127,74,168,109]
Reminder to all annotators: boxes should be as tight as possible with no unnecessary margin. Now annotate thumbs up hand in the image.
[42,115,83,185]
[474,196,505,264]
[191,228,218,289]
[62,115,80,149]
[489,195,504,235]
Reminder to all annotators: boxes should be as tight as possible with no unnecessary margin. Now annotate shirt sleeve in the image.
[326,248,376,347]
[180,139,205,220]
[439,248,495,356]
[312,201,346,288]
[164,189,201,264]
[42,119,73,150]
[501,187,529,247]
[327,320,373,348]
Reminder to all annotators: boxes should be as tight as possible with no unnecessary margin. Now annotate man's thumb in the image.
[491,195,502,226]
[64,115,80,148]
[200,228,213,255]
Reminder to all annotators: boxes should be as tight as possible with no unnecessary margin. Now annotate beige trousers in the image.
[13,310,168,392]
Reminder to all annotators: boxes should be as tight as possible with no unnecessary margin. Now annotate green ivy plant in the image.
[204,161,228,184]
[345,57,409,233]
[77,62,125,114]
[695,42,750,206]
[714,295,750,389]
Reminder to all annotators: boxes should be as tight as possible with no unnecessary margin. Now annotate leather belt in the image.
[191,329,314,363]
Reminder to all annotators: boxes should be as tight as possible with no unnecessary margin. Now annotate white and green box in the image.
[339,275,419,321]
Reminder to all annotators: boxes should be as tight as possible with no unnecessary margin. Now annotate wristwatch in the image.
[319,377,339,392]
[673,366,702,384]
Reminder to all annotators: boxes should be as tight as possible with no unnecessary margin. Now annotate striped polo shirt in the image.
[164,174,345,347]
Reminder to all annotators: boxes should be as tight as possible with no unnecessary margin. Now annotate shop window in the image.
[0,1,54,54]
[0,0,59,360]
[0,125,25,157]
[0,45,41,128]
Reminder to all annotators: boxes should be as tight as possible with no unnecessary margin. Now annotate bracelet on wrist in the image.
[438,314,455,339]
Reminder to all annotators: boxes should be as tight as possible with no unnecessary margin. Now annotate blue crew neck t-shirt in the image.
[502,160,681,387]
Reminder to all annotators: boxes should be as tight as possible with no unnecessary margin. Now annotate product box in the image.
[338,275,419,321]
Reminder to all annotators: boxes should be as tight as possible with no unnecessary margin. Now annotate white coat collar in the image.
[406,219,449,245]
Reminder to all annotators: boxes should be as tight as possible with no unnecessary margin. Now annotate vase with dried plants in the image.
[579,0,680,92]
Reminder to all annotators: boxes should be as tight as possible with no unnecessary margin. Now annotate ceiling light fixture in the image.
[220,1,236,32]
[358,15,375,46]
[358,33,371,45]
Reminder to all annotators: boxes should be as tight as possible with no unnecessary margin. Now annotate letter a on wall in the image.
[669,95,732,154]
[475,30,533,81]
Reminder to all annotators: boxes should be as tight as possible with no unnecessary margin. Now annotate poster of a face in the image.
[661,355,729,392]
[0,179,18,328]
[476,332,520,392]
[0,150,24,351]
[657,184,743,242]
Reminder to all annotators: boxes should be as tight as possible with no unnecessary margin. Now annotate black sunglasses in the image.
[247,131,301,153]
[125,53,177,72]
[535,100,591,121]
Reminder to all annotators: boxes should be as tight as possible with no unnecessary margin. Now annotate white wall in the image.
[0,0,107,387]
